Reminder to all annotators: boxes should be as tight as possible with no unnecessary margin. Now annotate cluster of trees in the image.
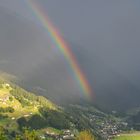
[39,108,70,129]
[0,114,8,119]
[14,128,40,140]
[16,105,99,134]
[0,126,95,140]
[76,130,95,140]
[17,115,47,130]
[10,86,37,101]
[10,87,33,107]
[10,86,56,109]
[17,109,71,130]
[0,126,8,140]
[0,127,40,140]
[16,109,98,139]
[0,107,14,113]
[64,106,92,130]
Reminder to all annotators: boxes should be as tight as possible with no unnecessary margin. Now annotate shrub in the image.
[75,130,95,140]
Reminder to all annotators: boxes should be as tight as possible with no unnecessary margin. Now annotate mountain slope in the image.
[0,76,133,140]
[0,77,57,131]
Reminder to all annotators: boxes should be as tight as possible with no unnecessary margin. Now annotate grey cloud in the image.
[0,1,140,111]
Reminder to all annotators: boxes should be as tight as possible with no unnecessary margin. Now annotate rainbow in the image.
[26,0,93,99]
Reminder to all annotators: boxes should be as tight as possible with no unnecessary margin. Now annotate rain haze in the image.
[0,0,140,111]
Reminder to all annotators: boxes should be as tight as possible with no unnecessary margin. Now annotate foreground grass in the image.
[113,132,140,140]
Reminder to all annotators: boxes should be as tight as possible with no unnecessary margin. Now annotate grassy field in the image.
[113,132,140,140]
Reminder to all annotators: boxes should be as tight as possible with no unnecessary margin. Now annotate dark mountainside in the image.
[0,8,140,113]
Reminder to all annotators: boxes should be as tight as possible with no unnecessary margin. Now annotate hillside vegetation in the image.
[0,77,137,140]
[0,78,98,139]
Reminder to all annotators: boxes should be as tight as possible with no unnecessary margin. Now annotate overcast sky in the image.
[0,0,140,110]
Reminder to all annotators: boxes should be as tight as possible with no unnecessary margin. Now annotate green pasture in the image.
[113,132,140,140]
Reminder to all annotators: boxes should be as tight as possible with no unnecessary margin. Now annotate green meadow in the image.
[113,132,140,140]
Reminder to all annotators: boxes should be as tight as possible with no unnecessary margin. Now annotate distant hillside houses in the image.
[45,129,75,140]
[0,95,9,103]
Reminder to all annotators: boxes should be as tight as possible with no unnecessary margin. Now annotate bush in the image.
[46,111,70,129]
[39,108,71,129]
[17,115,48,130]
[9,96,13,102]
[75,130,95,140]
[0,107,14,113]
[0,126,8,140]
[28,115,47,129]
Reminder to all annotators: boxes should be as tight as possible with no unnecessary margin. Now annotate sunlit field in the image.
[113,132,140,140]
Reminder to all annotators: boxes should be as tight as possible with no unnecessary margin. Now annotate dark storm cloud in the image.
[0,8,82,103]
[0,0,140,110]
